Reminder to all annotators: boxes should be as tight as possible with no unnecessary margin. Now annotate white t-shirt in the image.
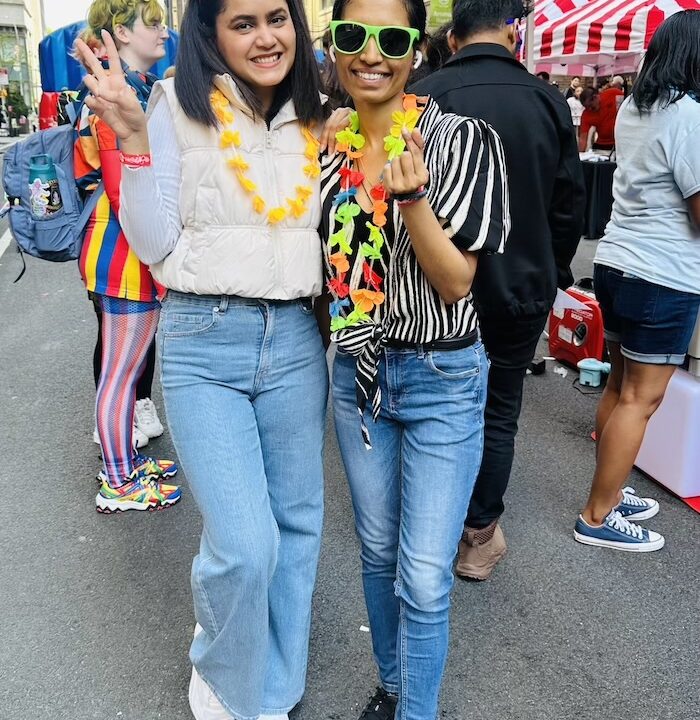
[567,96,584,126]
[595,94,700,294]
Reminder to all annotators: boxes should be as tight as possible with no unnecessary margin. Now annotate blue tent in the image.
[39,22,179,92]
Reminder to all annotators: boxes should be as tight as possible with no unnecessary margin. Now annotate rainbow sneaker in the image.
[133,454,179,478]
[96,455,179,484]
[96,471,181,514]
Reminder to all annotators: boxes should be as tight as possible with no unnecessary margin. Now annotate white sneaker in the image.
[132,425,150,449]
[134,398,164,439]
[189,665,233,720]
[189,626,289,720]
[93,425,149,449]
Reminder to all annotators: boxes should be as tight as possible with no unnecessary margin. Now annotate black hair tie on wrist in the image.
[394,186,427,205]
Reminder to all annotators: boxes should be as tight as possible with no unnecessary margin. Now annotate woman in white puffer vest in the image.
[75,1,345,718]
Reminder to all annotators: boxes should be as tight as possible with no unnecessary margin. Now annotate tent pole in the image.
[525,10,535,73]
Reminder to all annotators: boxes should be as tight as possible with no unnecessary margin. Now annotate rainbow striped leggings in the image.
[94,295,160,487]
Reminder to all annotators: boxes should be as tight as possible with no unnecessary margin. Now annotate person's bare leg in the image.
[594,341,624,453]
[582,357,675,525]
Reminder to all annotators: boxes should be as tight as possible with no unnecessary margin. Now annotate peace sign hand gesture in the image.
[74,30,148,143]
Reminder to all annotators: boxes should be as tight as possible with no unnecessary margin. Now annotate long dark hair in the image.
[174,0,325,127]
[331,0,427,43]
[633,10,700,112]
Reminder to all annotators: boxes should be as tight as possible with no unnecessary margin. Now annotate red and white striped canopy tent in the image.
[532,0,700,75]
[529,0,592,75]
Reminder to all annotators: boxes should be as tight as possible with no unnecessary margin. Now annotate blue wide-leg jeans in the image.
[158,292,328,720]
[332,343,488,720]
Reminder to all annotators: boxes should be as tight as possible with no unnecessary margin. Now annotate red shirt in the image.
[580,88,624,149]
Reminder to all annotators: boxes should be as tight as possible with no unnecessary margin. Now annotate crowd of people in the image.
[533,71,629,151]
[61,0,700,718]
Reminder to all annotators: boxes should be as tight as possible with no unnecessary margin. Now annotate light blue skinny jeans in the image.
[332,342,488,720]
[158,291,328,720]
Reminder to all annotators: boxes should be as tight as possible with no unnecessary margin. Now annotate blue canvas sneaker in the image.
[614,486,659,521]
[574,510,665,552]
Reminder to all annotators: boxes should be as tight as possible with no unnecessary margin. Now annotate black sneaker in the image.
[359,687,398,720]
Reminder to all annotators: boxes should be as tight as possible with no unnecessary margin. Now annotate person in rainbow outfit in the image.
[75,0,180,513]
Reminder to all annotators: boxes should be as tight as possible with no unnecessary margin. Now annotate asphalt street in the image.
[0,217,698,719]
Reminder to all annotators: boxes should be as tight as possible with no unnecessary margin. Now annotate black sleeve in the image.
[548,102,586,289]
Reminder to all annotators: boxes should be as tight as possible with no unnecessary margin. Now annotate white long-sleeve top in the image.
[119,98,182,265]
[117,76,323,299]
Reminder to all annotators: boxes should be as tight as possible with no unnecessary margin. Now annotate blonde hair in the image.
[85,0,164,45]
[77,27,104,54]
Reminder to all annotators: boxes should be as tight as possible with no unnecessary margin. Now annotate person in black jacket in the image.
[412,0,585,580]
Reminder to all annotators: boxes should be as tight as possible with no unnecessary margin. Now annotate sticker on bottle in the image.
[29,178,62,218]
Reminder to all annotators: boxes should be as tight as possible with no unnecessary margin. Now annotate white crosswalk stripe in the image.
[0,228,11,258]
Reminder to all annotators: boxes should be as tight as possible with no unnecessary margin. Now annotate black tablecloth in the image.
[582,160,616,239]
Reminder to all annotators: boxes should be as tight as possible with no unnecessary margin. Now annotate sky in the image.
[43,0,92,32]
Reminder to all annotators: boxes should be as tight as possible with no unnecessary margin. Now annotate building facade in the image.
[304,0,333,49]
[0,0,43,111]
[163,0,184,30]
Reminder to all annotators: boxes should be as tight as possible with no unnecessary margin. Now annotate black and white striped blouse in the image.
[320,98,510,446]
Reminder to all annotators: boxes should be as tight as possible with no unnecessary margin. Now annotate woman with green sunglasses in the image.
[320,0,510,718]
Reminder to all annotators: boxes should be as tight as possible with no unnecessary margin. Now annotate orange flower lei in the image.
[211,90,320,225]
[328,95,424,331]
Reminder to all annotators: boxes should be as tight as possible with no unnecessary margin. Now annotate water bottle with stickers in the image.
[28,154,63,218]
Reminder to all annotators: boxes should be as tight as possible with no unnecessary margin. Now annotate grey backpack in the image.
[1,97,103,279]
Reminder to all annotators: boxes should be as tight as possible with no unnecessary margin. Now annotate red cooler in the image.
[549,285,605,367]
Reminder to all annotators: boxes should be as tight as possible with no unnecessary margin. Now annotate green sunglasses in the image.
[330,21,420,59]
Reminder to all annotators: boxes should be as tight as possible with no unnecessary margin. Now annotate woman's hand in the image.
[74,30,148,142]
[383,128,430,196]
[319,107,352,154]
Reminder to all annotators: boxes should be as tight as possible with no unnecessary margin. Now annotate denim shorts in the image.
[593,263,700,365]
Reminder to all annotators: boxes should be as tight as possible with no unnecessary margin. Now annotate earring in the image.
[329,46,337,63]
[412,50,423,70]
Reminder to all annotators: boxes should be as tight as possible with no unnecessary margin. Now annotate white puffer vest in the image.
[148,76,323,299]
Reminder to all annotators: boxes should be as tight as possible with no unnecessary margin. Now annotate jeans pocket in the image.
[425,345,482,380]
[613,275,659,324]
[161,305,219,337]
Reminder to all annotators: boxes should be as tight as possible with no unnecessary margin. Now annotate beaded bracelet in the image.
[119,152,152,169]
